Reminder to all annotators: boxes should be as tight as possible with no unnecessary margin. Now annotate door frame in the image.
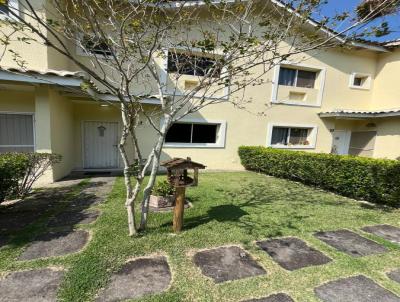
[81,120,120,170]
[331,130,351,155]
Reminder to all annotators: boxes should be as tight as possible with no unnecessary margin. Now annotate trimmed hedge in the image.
[238,146,400,207]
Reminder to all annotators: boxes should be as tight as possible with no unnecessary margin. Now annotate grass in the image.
[1,171,400,301]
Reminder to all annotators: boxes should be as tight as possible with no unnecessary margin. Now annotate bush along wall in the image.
[238,146,400,207]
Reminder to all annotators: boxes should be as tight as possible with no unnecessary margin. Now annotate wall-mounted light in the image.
[100,104,109,107]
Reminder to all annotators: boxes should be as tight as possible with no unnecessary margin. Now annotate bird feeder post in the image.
[173,185,186,232]
[161,157,206,233]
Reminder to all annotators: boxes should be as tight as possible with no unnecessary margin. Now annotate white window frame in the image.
[271,62,326,107]
[349,72,372,90]
[0,0,19,21]
[0,111,36,151]
[162,118,227,148]
[159,48,230,100]
[266,123,318,149]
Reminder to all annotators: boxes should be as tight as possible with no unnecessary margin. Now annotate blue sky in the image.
[316,0,400,42]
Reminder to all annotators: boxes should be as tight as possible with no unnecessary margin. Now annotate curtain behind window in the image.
[289,128,309,145]
[278,68,296,86]
[297,70,316,88]
[271,127,289,145]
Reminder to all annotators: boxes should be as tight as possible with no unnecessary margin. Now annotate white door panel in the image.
[331,130,351,155]
[84,121,119,168]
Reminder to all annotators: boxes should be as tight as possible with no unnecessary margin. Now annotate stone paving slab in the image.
[243,293,295,302]
[388,269,400,284]
[314,275,400,302]
[19,230,89,260]
[0,211,44,233]
[256,237,331,271]
[71,177,115,207]
[48,209,100,228]
[314,229,387,257]
[362,225,400,244]
[0,268,64,302]
[193,246,266,283]
[0,235,9,248]
[96,257,171,302]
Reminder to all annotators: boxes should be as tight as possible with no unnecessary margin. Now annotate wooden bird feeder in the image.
[161,157,206,232]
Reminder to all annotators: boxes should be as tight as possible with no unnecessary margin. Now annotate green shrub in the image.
[0,153,29,202]
[152,180,175,197]
[0,152,62,202]
[238,146,400,207]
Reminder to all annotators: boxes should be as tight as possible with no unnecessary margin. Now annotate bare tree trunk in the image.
[138,117,170,231]
[118,104,137,236]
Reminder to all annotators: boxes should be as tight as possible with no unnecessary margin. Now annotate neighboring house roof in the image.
[319,108,400,118]
[0,66,160,104]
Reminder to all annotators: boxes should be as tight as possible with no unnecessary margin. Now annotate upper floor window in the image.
[0,0,18,19]
[0,1,10,15]
[82,36,112,57]
[278,67,317,89]
[167,51,221,78]
[349,72,371,90]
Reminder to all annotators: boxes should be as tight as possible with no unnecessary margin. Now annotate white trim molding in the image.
[270,62,326,107]
[266,122,318,149]
[163,118,227,148]
[349,72,372,90]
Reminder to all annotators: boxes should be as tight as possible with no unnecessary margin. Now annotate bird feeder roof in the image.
[161,157,206,170]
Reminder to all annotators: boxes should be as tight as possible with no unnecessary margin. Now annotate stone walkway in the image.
[0,176,115,301]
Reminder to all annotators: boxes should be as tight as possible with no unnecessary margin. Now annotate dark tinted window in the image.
[297,70,316,88]
[0,1,9,15]
[192,124,217,143]
[167,52,220,77]
[83,37,112,56]
[278,68,296,86]
[165,123,192,143]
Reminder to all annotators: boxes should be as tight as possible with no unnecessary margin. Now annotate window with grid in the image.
[167,51,221,78]
[271,126,311,146]
[278,67,317,88]
[0,114,34,153]
[82,36,112,56]
[165,122,218,144]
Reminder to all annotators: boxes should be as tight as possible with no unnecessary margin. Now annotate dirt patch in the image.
[314,275,400,302]
[19,230,89,260]
[314,229,387,257]
[96,256,171,302]
[243,293,294,302]
[0,268,64,302]
[48,209,100,228]
[256,237,331,271]
[388,269,400,284]
[362,225,400,245]
[0,211,44,233]
[193,246,266,283]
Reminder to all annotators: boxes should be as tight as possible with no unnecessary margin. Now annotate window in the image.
[350,73,371,90]
[270,126,314,147]
[0,1,9,15]
[167,51,221,78]
[82,36,112,56]
[0,113,34,153]
[165,122,218,144]
[278,67,317,88]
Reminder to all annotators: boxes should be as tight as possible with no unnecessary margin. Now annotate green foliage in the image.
[0,152,61,202]
[0,153,29,202]
[238,146,400,207]
[152,179,175,197]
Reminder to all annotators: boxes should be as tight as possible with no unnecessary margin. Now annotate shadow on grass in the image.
[0,178,106,251]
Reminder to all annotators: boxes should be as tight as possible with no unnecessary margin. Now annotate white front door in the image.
[331,130,351,155]
[83,121,119,169]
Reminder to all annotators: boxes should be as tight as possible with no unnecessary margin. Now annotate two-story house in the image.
[1,0,400,184]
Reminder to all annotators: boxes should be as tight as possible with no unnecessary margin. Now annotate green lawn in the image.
[2,172,400,301]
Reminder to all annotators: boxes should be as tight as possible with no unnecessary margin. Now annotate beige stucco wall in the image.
[372,49,400,110]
